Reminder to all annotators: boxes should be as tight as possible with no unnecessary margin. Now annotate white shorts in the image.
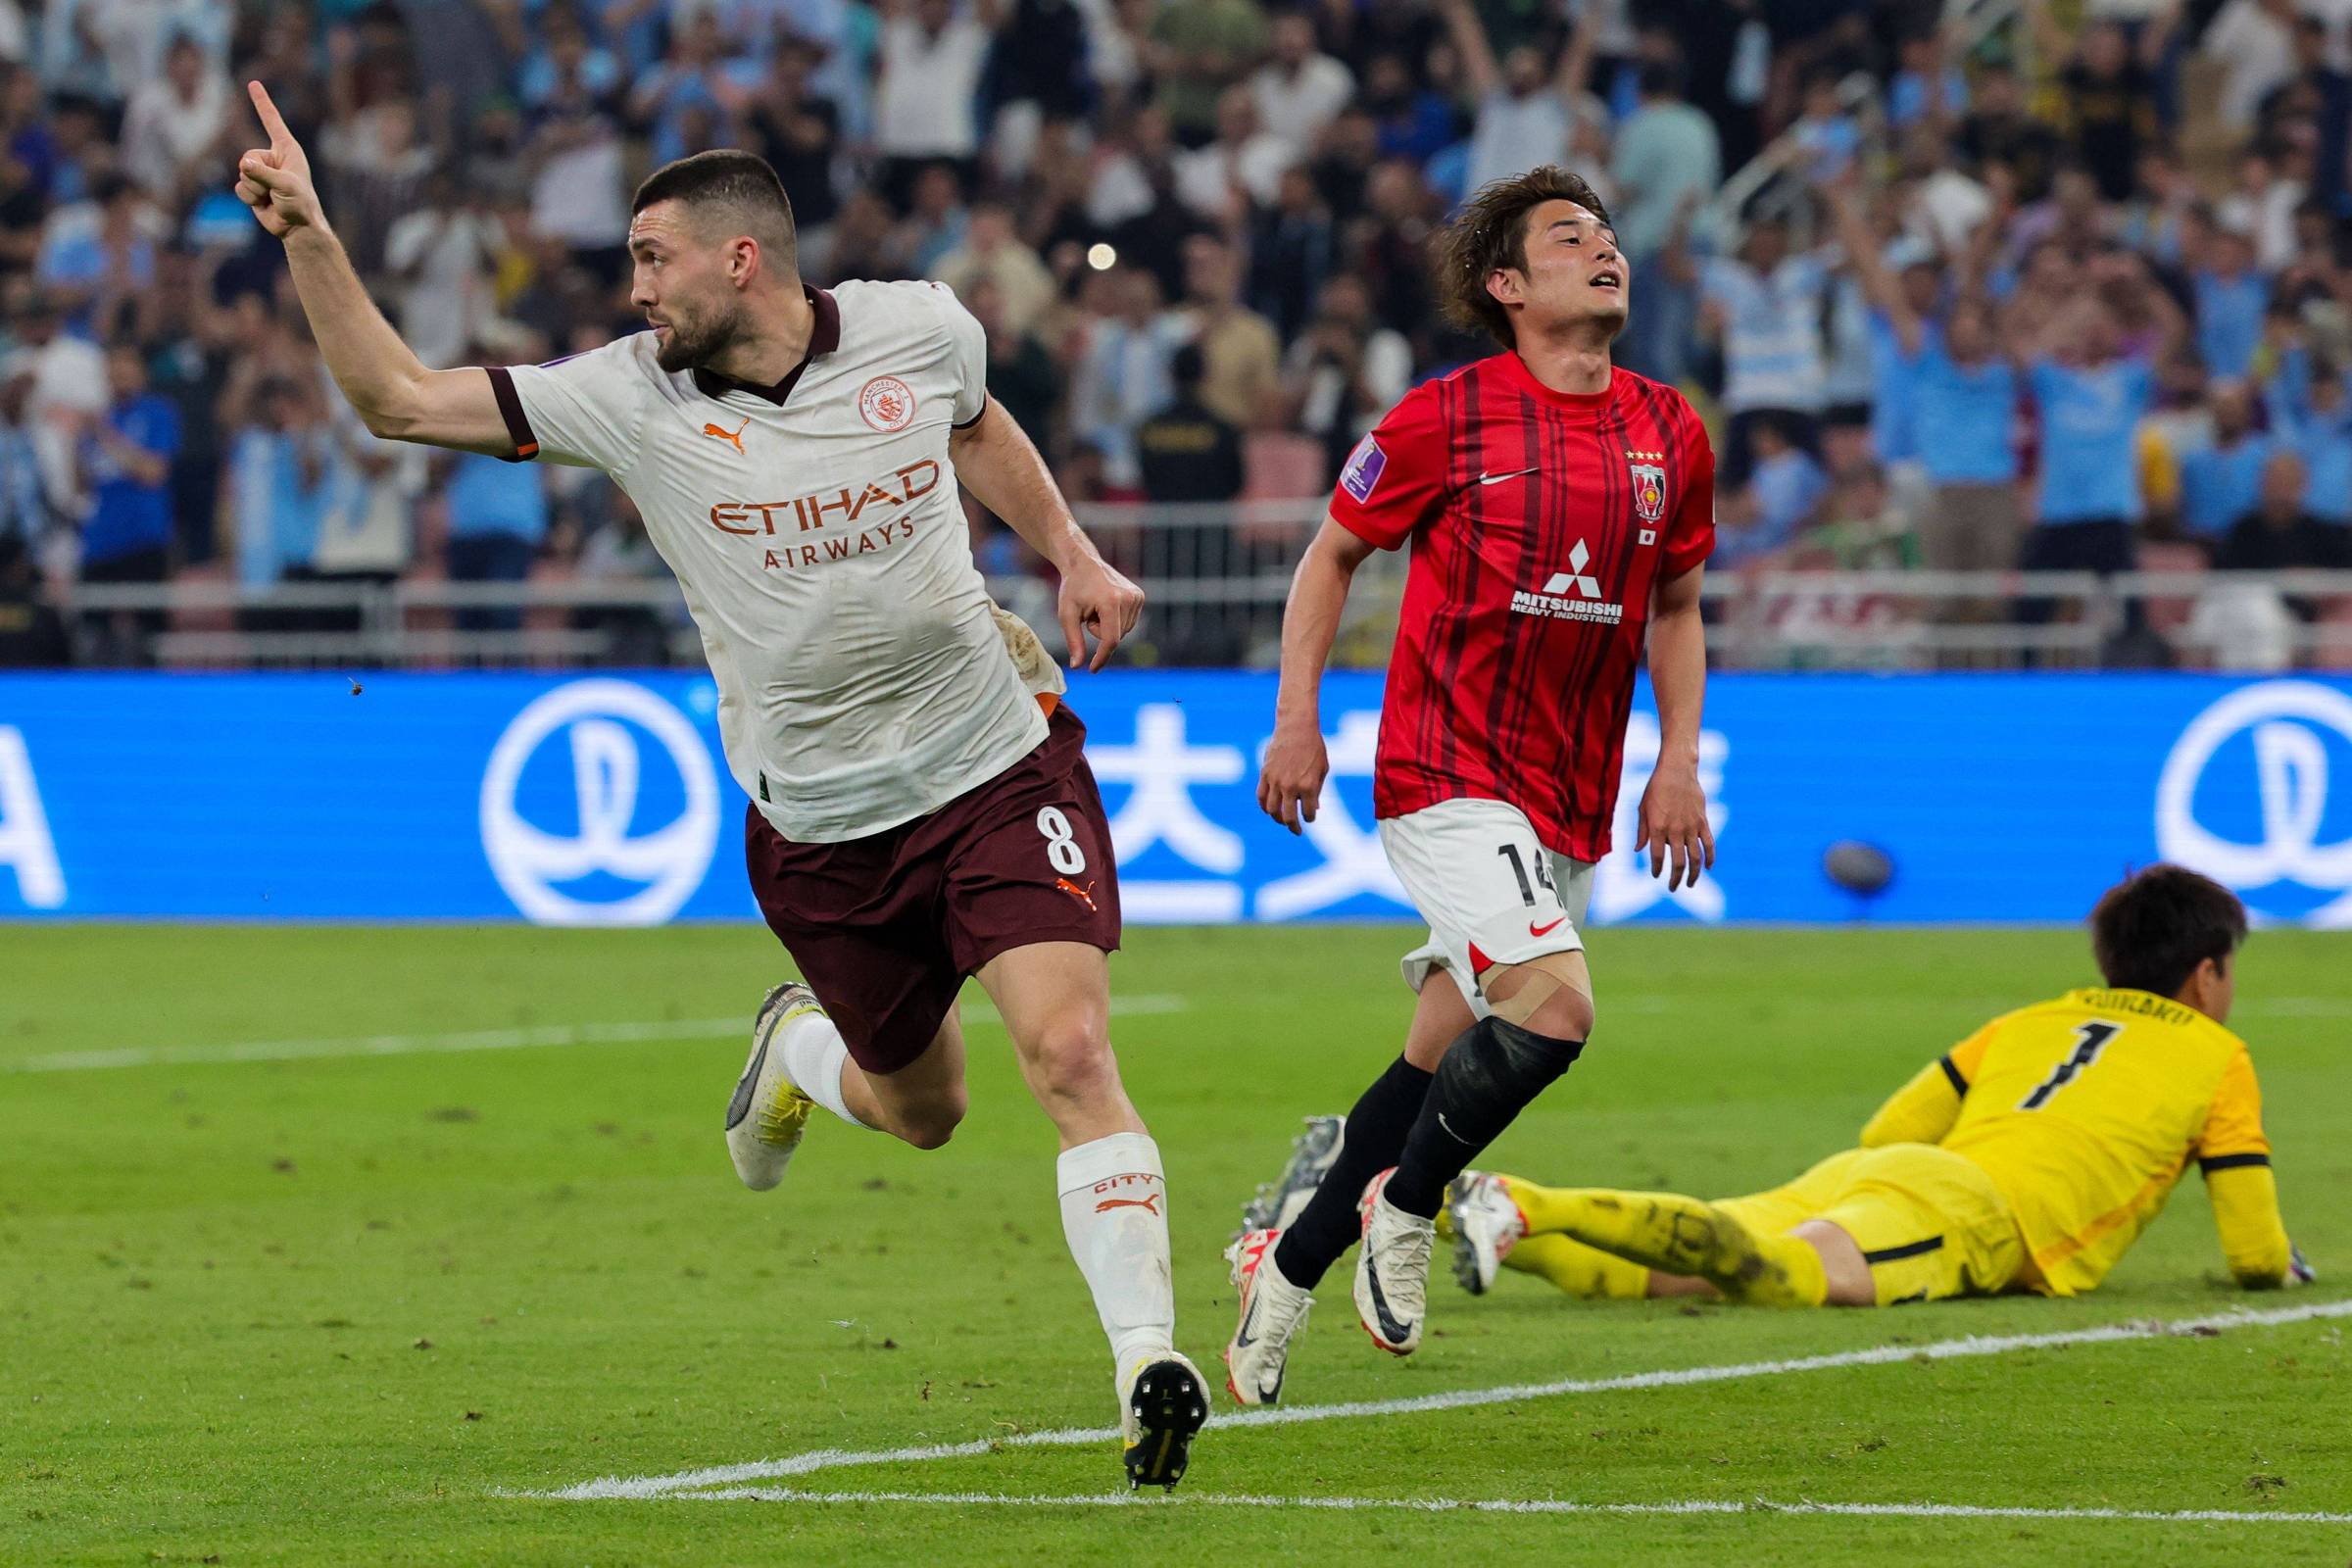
[1377,797,1595,1018]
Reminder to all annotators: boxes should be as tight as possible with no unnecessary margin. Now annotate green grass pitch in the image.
[6,922,2348,1565]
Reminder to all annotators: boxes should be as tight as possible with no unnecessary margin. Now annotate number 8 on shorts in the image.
[1038,806,1088,875]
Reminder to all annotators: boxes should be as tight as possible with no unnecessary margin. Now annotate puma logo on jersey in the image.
[703,416,750,455]
[1096,1193,1163,1215]
[1055,876,1100,913]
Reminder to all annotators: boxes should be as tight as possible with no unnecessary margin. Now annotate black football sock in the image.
[1271,1054,1433,1289]
[1381,1017,1585,1219]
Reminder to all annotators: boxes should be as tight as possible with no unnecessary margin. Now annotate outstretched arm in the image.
[1259,515,1375,834]
[949,396,1144,670]
[1441,0,1501,102]
[1555,9,1597,104]
[1825,177,1922,355]
[233,81,514,456]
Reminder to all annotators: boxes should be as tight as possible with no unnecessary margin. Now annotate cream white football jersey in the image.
[491,279,1048,843]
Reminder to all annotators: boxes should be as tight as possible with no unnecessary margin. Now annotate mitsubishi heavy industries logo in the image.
[1510,541,1623,625]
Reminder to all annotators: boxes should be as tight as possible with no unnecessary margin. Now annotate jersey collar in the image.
[1498,349,1619,415]
[690,285,841,406]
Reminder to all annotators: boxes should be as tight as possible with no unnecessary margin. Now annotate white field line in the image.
[17,991,2339,1073]
[7,996,1188,1073]
[666,1487,2352,1526]
[540,1298,2352,1501]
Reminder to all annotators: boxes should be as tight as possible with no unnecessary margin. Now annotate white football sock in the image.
[777,1008,870,1131]
[1056,1131,1177,1377]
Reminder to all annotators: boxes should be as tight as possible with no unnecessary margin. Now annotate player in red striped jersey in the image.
[1225,166,1719,1404]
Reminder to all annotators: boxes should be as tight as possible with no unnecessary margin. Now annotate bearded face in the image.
[653,289,749,371]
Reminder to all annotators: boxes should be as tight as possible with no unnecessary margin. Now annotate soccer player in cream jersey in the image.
[231,86,1209,1485]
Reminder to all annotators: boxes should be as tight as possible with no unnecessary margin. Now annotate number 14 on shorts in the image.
[1497,843,1555,906]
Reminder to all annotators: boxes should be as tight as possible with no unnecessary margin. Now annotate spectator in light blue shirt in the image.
[1908,318,2020,482]
[443,446,548,633]
[2030,346,2152,525]
[36,174,157,339]
[1856,239,1942,469]
[1717,416,1828,565]
[0,360,51,556]
[2191,224,2269,381]
[627,13,764,168]
[1700,216,1831,485]
[1610,59,1718,389]
[1788,70,1860,183]
[2264,351,2351,522]
[79,343,178,577]
[517,3,622,115]
[2178,382,2276,539]
[2021,284,2180,591]
[229,376,346,592]
[1826,183,2024,581]
[1886,30,1966,129]
[1071,266,1186,493]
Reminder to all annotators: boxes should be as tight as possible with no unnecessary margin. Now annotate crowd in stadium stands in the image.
[0,0,2350,666]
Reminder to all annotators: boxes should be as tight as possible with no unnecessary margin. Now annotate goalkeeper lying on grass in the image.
[1251,865,2312,1310]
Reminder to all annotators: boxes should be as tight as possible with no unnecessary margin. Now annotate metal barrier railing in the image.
[43,530,2352,673]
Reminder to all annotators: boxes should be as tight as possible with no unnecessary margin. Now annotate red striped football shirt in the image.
[1330,354,1716,861]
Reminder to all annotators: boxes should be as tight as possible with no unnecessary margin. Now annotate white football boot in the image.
[1117,1349,1210,1491]
[1353,1168,1434,1355]
[723,982,825,1191]
[1446,1170,1526,1296]
[1223,1227,1314,1406]
[1237,1114,1347,1238]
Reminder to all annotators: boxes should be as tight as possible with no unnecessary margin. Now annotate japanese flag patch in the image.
[1340,435,1388,504]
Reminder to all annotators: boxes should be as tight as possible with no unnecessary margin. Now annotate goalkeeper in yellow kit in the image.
[1429,864,2313,1307]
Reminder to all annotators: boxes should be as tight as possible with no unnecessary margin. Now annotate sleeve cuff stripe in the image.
[485,366,539,463]
[1861,1235,1944,1264]
[951,397,989,430]
[1330,508,1403,551]
[1937,1054,1969,1097]
[2199,1152,2272,1174]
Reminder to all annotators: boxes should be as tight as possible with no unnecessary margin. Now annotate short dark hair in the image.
[631,149,798,269]
[2088,864,2247,998]
[1435,165,1613,349]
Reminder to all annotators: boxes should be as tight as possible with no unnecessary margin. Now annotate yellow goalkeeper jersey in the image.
[1862,988,2281,1297]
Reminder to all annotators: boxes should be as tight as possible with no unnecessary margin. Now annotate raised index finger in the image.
[249,81,294,151]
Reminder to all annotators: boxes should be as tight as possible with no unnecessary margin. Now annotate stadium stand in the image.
[2,0,2350,670]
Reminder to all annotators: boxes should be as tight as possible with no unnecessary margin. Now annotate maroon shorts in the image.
[745,704,1122,1074]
